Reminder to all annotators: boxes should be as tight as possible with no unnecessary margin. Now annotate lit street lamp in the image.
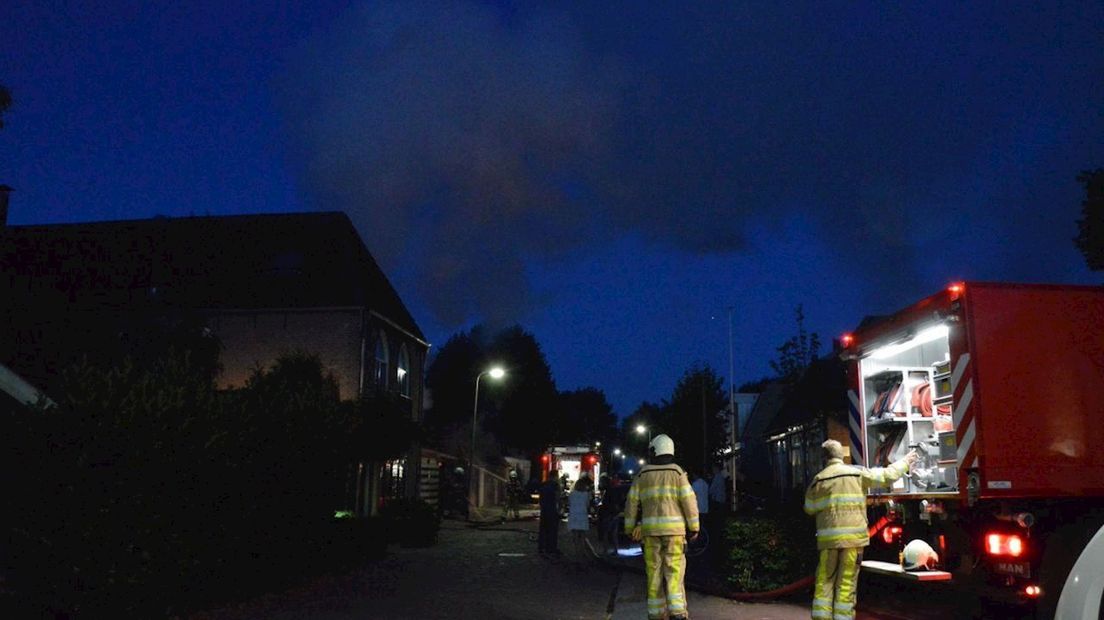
[635,424,651,443]
[470,366,506,520]
[613,448,621,456]
[638,458,645,466]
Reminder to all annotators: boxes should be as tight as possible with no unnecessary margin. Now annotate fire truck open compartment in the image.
[860,322,958,495]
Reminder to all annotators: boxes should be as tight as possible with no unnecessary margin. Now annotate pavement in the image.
[608,569,809,620]
[191,507,967,619]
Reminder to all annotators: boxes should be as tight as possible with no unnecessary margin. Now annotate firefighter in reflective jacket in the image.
[804,440,917,620]
[624,434,700,620]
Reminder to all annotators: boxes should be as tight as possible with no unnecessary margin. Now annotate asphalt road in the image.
[191,516,1030,620]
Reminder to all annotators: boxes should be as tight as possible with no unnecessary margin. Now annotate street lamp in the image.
[613,448,621,456]
[635,424,651,443]
[470,366,506,520]
[638,458,645,466]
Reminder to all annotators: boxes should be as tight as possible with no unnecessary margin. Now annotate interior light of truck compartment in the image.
[868,324,950,360]
[986,532,1026,557]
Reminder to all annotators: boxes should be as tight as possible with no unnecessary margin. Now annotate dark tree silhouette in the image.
[558,387,618,447]
[1074,168,1104,272]
[425,324,578,460]
[486,326,559,455]
[658,364,728,472]
[770,304,821,381]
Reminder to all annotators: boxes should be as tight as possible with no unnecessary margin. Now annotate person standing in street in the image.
[501,469,522,522]
[537,473,562,557]
[708,462,729,514]
[690,469,709,520]
[567,474,593,558]
[624,434,699,620]
[804,439,917,620]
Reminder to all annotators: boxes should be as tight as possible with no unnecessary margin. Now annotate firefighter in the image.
[504,469,524,521]
[624,434,699,620]
[804,440,918,620]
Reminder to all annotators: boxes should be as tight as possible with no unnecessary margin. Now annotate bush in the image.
[379,498,440,547]
[0,344,398,617]
[329,514,388,562]
[720,514,817,592]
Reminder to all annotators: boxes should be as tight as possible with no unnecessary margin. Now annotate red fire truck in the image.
[840,282,1104,616]
[540,445,601,486]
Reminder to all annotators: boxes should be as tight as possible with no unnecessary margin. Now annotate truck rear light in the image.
[985,532,1026,557]
[841,333,854,348]
[1023,584,1042,598]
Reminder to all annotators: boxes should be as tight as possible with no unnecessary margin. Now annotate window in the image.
[380,459,406,504]
[374,330,390,389]
[397,344,411,397]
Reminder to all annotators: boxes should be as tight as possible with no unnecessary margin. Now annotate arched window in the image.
[397,343,411,397]
[374,330,390,389]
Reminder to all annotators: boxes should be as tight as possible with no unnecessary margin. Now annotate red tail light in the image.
[985,532,1026,557]
[1024,585,1042,598]
[841,333,854,348]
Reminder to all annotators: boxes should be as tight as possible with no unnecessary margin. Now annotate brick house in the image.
[0,204,428,515]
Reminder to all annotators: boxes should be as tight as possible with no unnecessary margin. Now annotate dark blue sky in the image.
[3,1,1102,416]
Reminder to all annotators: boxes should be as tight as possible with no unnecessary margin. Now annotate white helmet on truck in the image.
[901,539,939,571]
[650,434,675,456]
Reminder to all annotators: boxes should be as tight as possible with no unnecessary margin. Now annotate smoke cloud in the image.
[278,1,1101,326]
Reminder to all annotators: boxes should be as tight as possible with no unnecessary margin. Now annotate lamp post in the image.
[470,366,505,520]
[635,424,651,443]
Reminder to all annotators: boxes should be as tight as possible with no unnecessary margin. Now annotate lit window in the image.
[397,344,411,397]
[374,331,390,389]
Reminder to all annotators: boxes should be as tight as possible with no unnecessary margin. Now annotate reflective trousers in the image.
[643,535,688,620]
[812,547,861,620]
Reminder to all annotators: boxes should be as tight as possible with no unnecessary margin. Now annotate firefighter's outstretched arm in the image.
[859,450,918,490]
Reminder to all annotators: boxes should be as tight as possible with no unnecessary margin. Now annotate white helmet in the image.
[650,434,675,456]
[901,539,939,571]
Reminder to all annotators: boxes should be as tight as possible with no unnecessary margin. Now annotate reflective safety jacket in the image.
[804,457,910,549]
[624,462,700,537]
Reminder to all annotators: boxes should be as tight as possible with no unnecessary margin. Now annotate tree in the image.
[1074,168,1104,272]
[486,326,559,456]
[0,83,11,129]
[424,330,485,435]
[657,364,728,473]
[424,324,561,461]
[558,387,618,447]
[770,304,821,382]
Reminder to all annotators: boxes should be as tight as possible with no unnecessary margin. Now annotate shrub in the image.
[720,513,817,592]
[0,344,401,617]
[379,498,440,547]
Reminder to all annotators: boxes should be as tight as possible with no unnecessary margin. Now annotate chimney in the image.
[0,185,11,227]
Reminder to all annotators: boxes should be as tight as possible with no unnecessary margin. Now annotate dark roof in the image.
[0,211,424,341]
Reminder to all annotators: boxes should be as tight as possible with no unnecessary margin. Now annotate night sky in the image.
[3,2,1102,416]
